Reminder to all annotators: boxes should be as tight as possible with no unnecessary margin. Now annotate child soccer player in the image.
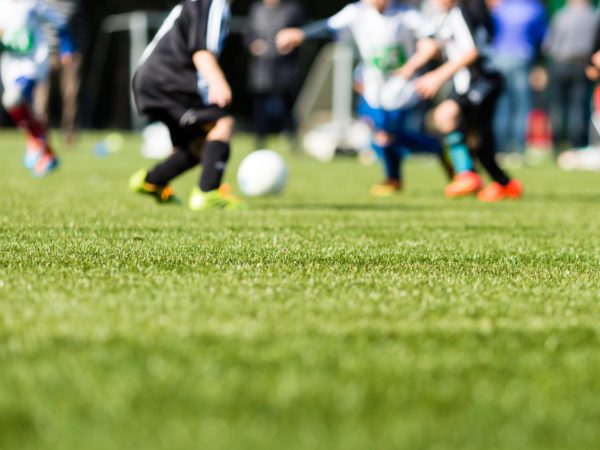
[0,0,73,177]
[400,0,523,201]
[130,0,243,211]
[276,0,445,197]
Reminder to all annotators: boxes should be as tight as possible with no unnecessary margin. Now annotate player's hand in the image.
[414,72,444,99]
[586,65,600,81]
[276,28,304,55]
[209,79,232,108]
[249,39,268,56]
[592,51,600,70]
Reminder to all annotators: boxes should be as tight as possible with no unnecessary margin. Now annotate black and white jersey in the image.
[424,5,496,95]
[134,0,230,113]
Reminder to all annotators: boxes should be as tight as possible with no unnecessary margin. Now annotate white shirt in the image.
[0,0,67,83]
[422,6,479,95]
[327,1,422,109]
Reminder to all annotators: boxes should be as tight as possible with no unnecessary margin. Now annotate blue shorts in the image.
[357,97,406,135]
[357,97,441,155]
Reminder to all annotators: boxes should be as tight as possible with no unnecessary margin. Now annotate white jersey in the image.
[421,6,494,95]
[327,1,422,109]
[0,0,67,86]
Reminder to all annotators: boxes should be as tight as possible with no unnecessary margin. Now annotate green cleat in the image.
[188,185,247,211]
[129,169,180,204]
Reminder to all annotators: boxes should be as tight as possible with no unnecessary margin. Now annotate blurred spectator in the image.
[490,0,546,157]
[544,0,598,151]
[244,0,304,148]
[34,0,87,145]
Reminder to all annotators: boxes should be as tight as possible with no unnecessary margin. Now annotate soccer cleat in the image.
[129,169,180,204]
[31,153,59,177]
[188,186,246,211]
[477,182,505,202]
[369,179,402,197]
[478,179,524,202]
[444,171,482,198]
[24,137,44,169]
[504,179,524,199]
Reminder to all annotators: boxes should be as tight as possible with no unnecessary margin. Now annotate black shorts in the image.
[450,73,503,124]
[145,105,229,150]
[132,72,229,149]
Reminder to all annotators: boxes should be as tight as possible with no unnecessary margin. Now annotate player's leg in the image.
[145,148,201,188]
[476,118,523,202]
[370,129,403,197]
[359,103,403,196]
[432,100,481,198]
[130,109,200,204]
[370,107,406,197]
[190,115,245,210]
[475,90,523,202]
[144,110,203,186]
[199,115,233,192]
[60,52,83,145]
[2,75,58,176]
[395,127,453,180]
[476,141,523,202]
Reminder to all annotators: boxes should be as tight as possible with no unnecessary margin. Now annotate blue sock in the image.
[444,131,473,173]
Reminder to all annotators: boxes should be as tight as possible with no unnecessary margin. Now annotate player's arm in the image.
[276,21,335,54]
[193,51,232,108]
[276,4,356,54]
[414,11,479,99]
[186,0,232,107]
[414,47,478,99]
[397,38,440,79]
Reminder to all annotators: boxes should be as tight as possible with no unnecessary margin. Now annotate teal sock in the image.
[444,131,473,174]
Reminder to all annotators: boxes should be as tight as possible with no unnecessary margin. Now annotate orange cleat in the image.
[504,179,524,199]
[444,172,482,198]
[32,153,59,178]
[478,179,524,202]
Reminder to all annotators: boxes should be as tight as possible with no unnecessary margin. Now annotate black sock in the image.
[478,148,511,186]
[146,149,200,186]
[477,121,511,186]
[200,140,230,192]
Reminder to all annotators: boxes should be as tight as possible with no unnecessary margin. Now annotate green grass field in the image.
[1,130,600,450]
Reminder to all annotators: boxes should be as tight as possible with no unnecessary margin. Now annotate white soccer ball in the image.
[237,150,288,197]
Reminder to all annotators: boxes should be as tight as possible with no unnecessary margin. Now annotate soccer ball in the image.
[237,150,288,197]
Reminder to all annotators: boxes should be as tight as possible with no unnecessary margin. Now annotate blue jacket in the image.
[492,0,547,61]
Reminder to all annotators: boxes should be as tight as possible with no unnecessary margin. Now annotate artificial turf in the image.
[1,130,600,450]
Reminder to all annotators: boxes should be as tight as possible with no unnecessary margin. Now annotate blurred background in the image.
[1,0,599,168]
[0,0,351,130]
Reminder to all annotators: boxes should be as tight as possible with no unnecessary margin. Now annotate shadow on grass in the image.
[258,202,442,212]
[526,192,600,204]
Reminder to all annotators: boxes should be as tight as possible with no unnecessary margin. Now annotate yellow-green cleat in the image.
[188,185,247,211]
[129,169,180,204]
